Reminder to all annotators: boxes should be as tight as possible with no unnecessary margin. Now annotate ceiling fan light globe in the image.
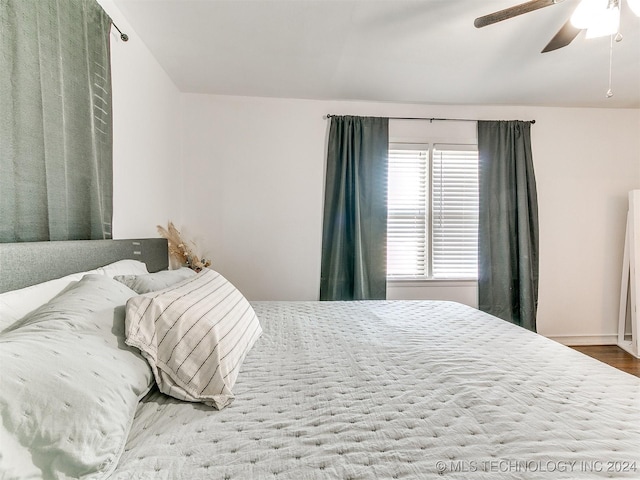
[585,4,621,37]
[571,0,609,28]
[628,0,640,16]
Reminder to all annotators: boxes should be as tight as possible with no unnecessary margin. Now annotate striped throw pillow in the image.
[124,269,262,409]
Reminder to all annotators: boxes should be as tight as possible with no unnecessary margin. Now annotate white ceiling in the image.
[113,0,640,108]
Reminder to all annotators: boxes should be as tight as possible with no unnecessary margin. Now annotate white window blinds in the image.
[387,148,428,277]
[387,144,478,279]
[432,145,479,278]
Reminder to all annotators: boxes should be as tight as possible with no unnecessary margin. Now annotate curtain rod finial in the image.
[111,22,129,42]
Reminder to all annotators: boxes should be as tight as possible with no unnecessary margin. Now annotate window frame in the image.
[387,141,479,282]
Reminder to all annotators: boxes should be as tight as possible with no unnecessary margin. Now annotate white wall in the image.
[98,0,183,239]
[387,280,478,306]
[180,94,640,344]
[533,108,640,344]
[180,96,326,300]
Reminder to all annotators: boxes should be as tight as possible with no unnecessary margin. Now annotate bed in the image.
[1,239,639,480]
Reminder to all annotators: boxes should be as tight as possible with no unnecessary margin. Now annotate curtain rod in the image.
[111,21,129,42]
[325,114,535,124]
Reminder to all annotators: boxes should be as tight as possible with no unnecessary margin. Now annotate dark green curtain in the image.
[477,121,539,331]
[320,116,389,300]
[0,0,113,242]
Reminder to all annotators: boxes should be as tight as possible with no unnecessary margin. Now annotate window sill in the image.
[387,278,477,288]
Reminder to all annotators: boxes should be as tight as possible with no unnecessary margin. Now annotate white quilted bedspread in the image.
[112,301,640,480]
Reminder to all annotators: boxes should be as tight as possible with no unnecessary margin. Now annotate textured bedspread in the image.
[112,301,640,479]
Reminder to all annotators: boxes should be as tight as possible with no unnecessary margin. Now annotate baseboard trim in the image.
[545,334,618,346]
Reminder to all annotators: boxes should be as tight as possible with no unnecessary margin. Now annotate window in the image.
[387,144,479,279]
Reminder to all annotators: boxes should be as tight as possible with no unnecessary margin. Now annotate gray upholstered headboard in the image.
[0,238,169,293]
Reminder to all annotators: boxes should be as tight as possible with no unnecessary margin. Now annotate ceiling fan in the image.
[474,0,640,53]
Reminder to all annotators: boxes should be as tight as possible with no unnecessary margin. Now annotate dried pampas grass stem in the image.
[157,222,211,272]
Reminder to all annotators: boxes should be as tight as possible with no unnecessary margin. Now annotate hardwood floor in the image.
[570,345,640,378]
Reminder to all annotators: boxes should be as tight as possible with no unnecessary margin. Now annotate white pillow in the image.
[114,267,195,294]
[0,259,149,331]
[96,259,149,278]
[124,269,262,410]
[0,271,92,330]
[0,275,154,479]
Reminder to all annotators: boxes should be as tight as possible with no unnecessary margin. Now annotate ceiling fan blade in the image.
[474,0,562,28]
[541,19,583,52]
